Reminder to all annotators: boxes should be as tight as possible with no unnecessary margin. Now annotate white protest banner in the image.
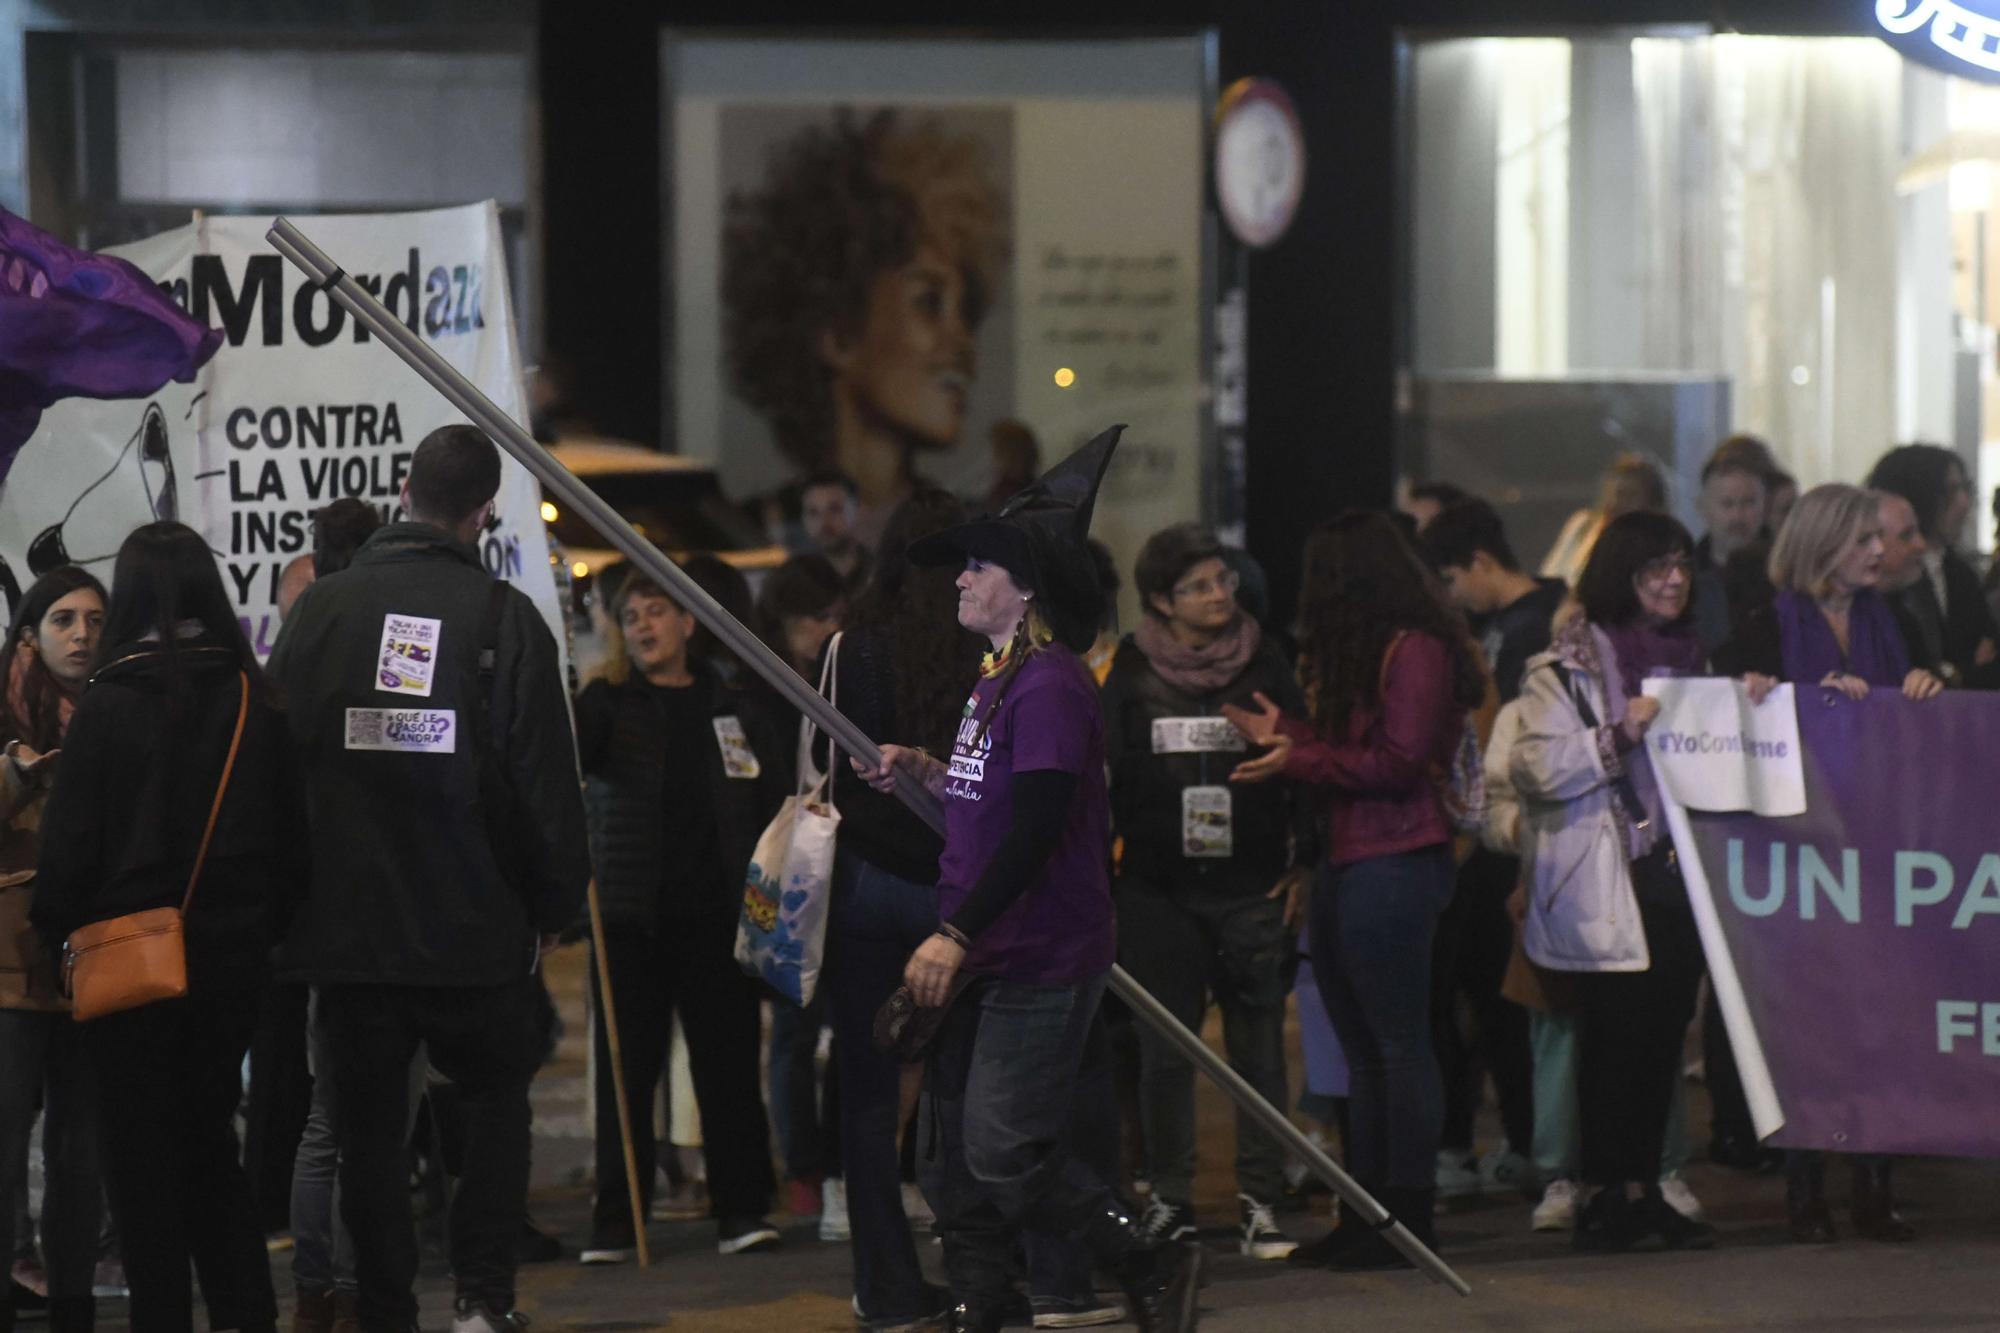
[0,203,561,663]
[1640,676,1805,818]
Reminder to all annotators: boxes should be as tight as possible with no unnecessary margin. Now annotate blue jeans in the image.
[921,974,1115,1310]
[1308,847,1454,1190]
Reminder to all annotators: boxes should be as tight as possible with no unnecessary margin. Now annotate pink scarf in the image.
[1135,612,1261,695]
[6,649,75,748]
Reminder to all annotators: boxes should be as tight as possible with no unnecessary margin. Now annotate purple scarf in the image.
[1602,618,1706,700]
[1775,588,1910,687]
[1135,612,1261,695]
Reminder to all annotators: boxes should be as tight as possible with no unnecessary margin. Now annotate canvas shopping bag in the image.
[734,634,842,1006]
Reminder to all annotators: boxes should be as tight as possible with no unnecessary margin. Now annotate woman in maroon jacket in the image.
[1228,511,1485,1269]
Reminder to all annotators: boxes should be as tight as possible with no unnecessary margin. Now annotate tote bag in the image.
[734,634,842,1006]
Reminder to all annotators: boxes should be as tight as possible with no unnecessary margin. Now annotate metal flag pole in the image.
[266,216,1470,1298]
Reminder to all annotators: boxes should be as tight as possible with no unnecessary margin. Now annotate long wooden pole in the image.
[266,216,1470,1296]
[585,878,650,1267]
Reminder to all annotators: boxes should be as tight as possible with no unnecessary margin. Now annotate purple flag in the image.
[1674,692,2000,1157]
[0,207,222,482]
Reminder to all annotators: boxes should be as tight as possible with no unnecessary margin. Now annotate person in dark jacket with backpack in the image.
[1099,523,1311,1261]
[268,426,589,1333]
[574,571,787,1263]
[33,522,303,1333]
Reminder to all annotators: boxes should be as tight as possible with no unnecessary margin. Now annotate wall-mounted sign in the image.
[1877,0,2000,83]
[1213,78,1305,249]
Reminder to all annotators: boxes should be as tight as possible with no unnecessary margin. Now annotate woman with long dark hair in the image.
[1510,511,1717,1253]
[0,567,106,1333]
[1226,510,1485,1268]
[32,523,301,1333]
[823,488,982,1328]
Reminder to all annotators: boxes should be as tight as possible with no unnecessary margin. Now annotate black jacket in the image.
[269,523,589,986]
[1480,577,1568,703]
[575,665,788,925]
[823,626,960,887]
[1896,551,2000,689]
[1099,630,1312,889]
[32,641,304,993]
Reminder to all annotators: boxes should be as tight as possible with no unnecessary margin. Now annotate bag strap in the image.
[476,578,508,742]
[181,670,250,916]
[1554,664,1650,833]
[791,633,842,809]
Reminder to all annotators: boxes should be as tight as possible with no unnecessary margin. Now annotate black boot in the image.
[1851,1159,1915,1243]
[293,1286,336,1333]
[1286,1187,1376,1268]
[1786,1155,1835,1244]
[1323,1186,1430,1271]
[1638,1186,1715,1251]
[942,1300,1004,1333]
[1574,1185,1646,1253]
[1081,1200,1203,1333]
[47,1296,94,1333]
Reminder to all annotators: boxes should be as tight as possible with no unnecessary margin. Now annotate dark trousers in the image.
[590,912,774,1234]
[769,989,840,1181]
[1575,859,1704,1187]
[1308,846,1455,1190]
[87,989,274,1333]
[1702,985,1755,1146]
[1117,873,1291,1203]
[319,978,540,1332]
[1434,849,1535,1155]
[922,975,1116,1310]
[243,982,313,1236]
[0,1010,100,1302]
[825,852,938,1323]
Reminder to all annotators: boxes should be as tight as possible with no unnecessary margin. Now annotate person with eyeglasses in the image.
[1508,512,1720,1254]
[1098,524,1315,1262]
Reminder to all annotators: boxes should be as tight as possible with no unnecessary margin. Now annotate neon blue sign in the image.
[1879,1,2000,76]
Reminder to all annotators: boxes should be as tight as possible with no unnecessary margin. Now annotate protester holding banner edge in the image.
[1509,511,1718,1254]
[1715,482,1936,1243]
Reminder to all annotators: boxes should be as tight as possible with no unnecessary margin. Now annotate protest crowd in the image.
[1,381,1986,1333]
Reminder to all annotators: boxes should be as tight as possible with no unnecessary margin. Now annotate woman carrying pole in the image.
[855,427,1203,1333]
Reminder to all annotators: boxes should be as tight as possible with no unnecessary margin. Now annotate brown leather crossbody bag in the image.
[62,671,249,1023]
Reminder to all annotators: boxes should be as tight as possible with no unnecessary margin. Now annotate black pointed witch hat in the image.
[910,424,1123,651]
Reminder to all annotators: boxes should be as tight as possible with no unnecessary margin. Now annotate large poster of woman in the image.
[668,35,1211,623]
[718,105,1014,528]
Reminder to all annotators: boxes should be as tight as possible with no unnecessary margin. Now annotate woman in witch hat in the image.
[854,426,1202,1333]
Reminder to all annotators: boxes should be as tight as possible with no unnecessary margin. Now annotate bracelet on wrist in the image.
[937,922,972,949]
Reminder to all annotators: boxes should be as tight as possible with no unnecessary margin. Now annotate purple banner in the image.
[1675,690,2000,1157]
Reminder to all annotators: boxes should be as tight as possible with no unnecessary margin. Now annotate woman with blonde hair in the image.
[1716,483,1937,1245]
[1719,483,1942,704]
[1540,454,1670,588]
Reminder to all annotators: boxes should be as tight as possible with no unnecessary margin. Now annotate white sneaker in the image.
[1435,1149,1482,1199]
[1237,1193,1298,1261]
[819,1177,852,1242]
[1532,1178,1579,1231]
[1031,1295,1126,1327]
[1658,1172,1706,1222]
[902,1181,935,1225]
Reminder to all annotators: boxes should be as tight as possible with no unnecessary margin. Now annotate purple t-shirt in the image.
[937,647,1114,985]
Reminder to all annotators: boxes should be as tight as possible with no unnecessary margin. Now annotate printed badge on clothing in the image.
[345,708,457,754]
[1182,785,1234,858]
[712,716,762,779]
[375,614,442,696]
[1152,716,1247,755]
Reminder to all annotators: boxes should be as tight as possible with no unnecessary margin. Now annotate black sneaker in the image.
[578,1227,635,1265]
[1573,1187,1644,1254]
[717,1216,781,1254]
[1640,1190,1717,1251]
[1237,1194,1297,1261]
[1138,1197,1197,1244]
[451,1299,530,1333]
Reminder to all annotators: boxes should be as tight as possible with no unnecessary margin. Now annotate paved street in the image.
[70,943,2000,1331]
